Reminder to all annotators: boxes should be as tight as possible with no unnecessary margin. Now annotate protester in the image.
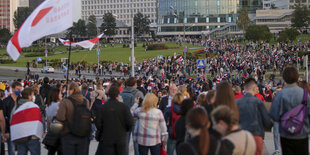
[237,78,273,155]
[40,77,51,103]
[233,85,244,100]
[3,81,22,155]
[56,82,91,155]
[44,88,62,155]
[33,84,46,132]
[270,66,310,155]
[164,93,184,155]
[0,83,6,154]
[82,83,91,102]
[131,93,168,155]
[177,107,234,155]
[95,85,134,155]
[158,84,177,112]
[212,105,256,155]
[175,99,195,147]
[10,87,43,155]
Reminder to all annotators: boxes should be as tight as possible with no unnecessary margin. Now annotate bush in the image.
[24,52,45,57]
[147,44,169,50]
[245,25,272,42]
[123,44,127,48]
[279,28,300,42]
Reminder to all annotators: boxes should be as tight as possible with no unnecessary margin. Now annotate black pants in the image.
[61,134,89,155]
[47,145,62,155]
[96,141,126,155]
[280,137,308,155]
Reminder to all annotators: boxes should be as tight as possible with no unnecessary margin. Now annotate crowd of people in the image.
[0,64,309,155]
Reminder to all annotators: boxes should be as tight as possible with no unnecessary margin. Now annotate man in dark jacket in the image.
[158,84,177,112]
[236,78,273,155]
[95,85,133,155]
[3,81,22,155]
[40,77,51,103]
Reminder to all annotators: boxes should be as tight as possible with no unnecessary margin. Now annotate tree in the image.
[279,28,300,42]
[245,25,272,42]
[101,13,116,38]
[87,15,98,38]
[134,12,151,37]
[72,19,87,38]
[0,28,11,44]
[13,7,34,31]
[291,0,310,31]
[236,8,250,34]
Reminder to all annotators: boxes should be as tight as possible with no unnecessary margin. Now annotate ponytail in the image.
[199,125,210,155]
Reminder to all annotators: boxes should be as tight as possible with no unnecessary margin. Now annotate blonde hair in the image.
[142,93,158,112]
[172,93,184,105]
[69,82,81,94]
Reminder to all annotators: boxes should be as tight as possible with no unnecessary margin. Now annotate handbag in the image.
[281,89,308,135]
[160,147,167,155]
[42,130,61,147]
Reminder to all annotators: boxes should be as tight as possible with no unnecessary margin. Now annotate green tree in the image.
[245,25,272,42]
[72,19,87,38]
[0,28,11,44]
[279,28,300,42]
[236,8,250,34]
[134,12,151,37]
[13,7,34,31]
[87,15,98,38]
[100,13,116,38]
[291,0,310,31]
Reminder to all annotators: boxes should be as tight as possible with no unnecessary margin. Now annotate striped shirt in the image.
[132,107,168,146]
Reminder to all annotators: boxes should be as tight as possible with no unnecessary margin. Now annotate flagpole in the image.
[67,30,72,84]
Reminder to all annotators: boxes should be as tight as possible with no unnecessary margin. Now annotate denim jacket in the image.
[269,83,310,139]
[236,93,273,138]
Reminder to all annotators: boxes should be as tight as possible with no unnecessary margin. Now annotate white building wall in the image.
[81,0,157,25]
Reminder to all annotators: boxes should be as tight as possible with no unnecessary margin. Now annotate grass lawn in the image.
[0,42,203,67]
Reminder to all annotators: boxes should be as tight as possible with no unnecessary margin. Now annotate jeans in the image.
[16,139,40,155]
[61,134,89,155]
[42,112,46,132]
[273,122,280,152]
[138,144,161,155]
[126,131,139,155]
[7,138,15,155]
[167,138,177,155]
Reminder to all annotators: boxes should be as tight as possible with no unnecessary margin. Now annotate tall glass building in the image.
[157,0,249,37]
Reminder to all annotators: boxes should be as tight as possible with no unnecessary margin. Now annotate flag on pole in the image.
[74,33,104,50]
[58,38,75,46]
[7,0,73,61]
[10,101,43,141]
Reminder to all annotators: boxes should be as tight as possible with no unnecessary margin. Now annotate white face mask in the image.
[32,95,36,102]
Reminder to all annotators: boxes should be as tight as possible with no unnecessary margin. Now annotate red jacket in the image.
[235,93,244,100]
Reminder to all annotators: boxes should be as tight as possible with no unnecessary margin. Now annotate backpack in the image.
[67,97,91,137]
[281,89,308,135]
[170,103,181,139]
[120,91,135,108]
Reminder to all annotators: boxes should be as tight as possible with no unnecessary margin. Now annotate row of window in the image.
[82,2,155,9]
[160,16,236,24]
[81,9,156,16]
[82,0,155,5]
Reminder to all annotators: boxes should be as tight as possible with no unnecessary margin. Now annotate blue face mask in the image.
[14,90,21,96]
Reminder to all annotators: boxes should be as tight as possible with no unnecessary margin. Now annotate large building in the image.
[263,0,289,9]
[289,0,310,9]
[29,0,44,8]
[81,0,157,26]
[157,0,239,37]
[0,0,11,30]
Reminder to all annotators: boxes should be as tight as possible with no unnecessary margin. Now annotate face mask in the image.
[14,90,21,96]
[32,95,36,102]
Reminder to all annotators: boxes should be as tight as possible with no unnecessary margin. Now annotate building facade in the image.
[81,0,157,26]
[157,0,239,37]
[263,0,289,9]
[0,0,10,30]
[289,0,310,9]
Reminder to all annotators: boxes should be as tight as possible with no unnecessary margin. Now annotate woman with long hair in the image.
[131,93,168,155]
[177,108,233,155]
[214,81,240,125]
[44,87,63,155]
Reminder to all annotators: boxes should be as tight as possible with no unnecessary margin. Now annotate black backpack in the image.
[68,97,91,137]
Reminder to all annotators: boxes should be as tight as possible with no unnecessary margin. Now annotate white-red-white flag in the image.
[10,101,43,141]
[174,53,177,59]
[7,0,73,61]
[58,38,75,46]
[74,33,104,50]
